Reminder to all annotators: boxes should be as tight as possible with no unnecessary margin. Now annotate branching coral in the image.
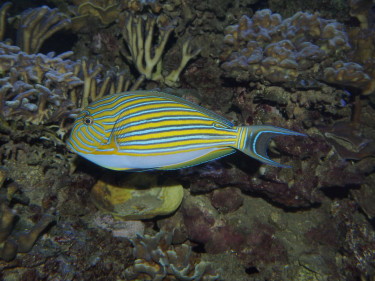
[125,231,221,281]
[121,12,200,87]
[0,42,139,133]
[17,6,71,54]
[0,42,81,126]
[221,9,372,95]
[70,0,162,31]
[0,167,55,261]
[0,2,11,42]
[121,13,174,81]
[75,58,144,108]
[79,58,103,108]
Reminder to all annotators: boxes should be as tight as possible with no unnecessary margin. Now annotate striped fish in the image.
[67,90,306,171]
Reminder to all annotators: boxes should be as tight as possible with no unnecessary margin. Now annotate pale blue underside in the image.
[78,147,225,170]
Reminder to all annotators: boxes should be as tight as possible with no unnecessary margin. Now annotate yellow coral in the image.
[121,13,200,86]
[323,61,373,95]
[17,6,71,54]
[77,2,119,26]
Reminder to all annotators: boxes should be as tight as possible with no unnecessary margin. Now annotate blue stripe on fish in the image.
[118,142,238,154]
[122,134,237,146]
[117,124,231,138]
[114,115,214,131]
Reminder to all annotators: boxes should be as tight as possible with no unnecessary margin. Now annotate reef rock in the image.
[91,173,184,220]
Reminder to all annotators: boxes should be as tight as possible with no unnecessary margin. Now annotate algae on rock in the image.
[91,173,184,220]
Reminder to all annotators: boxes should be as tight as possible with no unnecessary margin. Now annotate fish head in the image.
[67,108,115,155]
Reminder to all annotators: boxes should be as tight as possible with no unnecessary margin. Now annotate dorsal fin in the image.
[121,90,234,128]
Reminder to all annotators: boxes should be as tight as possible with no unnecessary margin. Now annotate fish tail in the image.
[236,125,306,168]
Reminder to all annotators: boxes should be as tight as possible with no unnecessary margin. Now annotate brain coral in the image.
[221,9,371,93]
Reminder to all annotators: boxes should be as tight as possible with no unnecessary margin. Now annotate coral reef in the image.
[75,1,120,26]
[17,6,71,54]
[323,60,373,95]
[320,121,375,160]
[125,231,221,281]
[210,187,243,214]
[0,1,374,280]
[268,0,351,20]
[0,167,55,261]
[0,42,80,127]
[304,197,375,280]
[120,0,162,13]
[121,12,201,86]
[0,122,135,278]
[181,191,288,265]
[178,128,369,208]
[181,192,245,254]
[92,212,145,239]
[69,0,163,31]
[349,0,375,29]
[0,42,138,132]
[0,2,11,42]
[221,9,373,95]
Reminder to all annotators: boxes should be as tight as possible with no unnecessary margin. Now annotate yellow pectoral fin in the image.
[98,133,119,152]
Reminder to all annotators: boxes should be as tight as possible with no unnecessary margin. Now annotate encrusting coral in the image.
[70,0,162,31]
[76,1,120,26]
[121,12,201,86]
[125,231,222,281]
[323,60,373,95]
[0,167,55,261]
[221,9,373,95]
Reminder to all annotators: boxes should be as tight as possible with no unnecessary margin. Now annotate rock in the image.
[92,212,145,239]
[157,208,188,244]
[210,186,243,213]
[91,173,183,220]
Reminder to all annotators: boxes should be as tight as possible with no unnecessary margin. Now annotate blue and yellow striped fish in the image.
[67,90,306,171]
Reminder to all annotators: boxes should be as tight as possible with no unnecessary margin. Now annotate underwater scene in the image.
[1,0,375,280]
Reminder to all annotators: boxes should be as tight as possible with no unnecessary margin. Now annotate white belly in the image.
[79,147,223,170]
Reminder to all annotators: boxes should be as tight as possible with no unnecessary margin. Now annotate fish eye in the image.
[83,116,94,126]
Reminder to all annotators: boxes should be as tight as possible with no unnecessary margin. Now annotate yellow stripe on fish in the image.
[67,90,306,171]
